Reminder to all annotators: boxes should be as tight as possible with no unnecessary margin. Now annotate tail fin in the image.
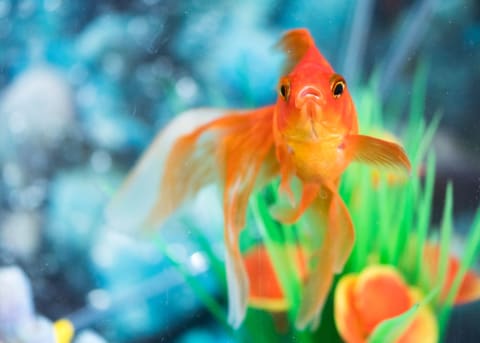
[105,108,228,233]
[107,106,279,328]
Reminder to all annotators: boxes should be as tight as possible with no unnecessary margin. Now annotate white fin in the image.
[105,108,228,234]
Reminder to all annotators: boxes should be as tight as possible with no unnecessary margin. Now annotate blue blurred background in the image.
[0,0,479,342]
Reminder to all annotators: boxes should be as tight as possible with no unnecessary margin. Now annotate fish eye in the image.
[330,74,346,99]
[278,77,290,101]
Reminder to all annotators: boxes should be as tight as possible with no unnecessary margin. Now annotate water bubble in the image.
[189,251,209,274]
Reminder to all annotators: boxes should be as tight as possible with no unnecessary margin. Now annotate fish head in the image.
[275,60,358,143]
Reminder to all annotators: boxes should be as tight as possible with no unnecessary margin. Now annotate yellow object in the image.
[53,319,75,343]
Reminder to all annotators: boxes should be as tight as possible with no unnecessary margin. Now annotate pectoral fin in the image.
[346,134,411,172]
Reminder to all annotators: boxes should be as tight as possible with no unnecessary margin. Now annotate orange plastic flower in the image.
[243,245,307,312]
[334,265,438,343]
[424,243,480,305]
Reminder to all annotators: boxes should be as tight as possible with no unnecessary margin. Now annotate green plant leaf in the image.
[367,305,418,343]
[250,193,302,318]
[367,289,437,343]
[414,152,436,282]
[436,182,454,305]
[439,202,480,333]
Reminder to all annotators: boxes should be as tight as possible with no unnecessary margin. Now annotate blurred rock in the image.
[0,66,74,161]
[0,266,34,337]
[74,330,108,343]
[0,211,41,260]
[14,316,56,343]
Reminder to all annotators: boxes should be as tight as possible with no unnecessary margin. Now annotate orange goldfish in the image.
[107,29,411,330]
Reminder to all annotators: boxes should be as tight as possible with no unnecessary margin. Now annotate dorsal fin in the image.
[276,28,316,74]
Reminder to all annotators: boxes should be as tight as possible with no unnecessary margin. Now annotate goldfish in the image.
[107,28,411,330]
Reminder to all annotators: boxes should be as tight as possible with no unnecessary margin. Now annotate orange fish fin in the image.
[110,106,278,326]
[328,186,355,273]
[295,187,334,330]
[221,108,278,327]
[270,183,319,224]
[144,125,215,227]
[276,143,296,204]
[296,248,335,330]
[276,28,316,74]
[347,134,411,172]
[106,108,227,233]
[150,106,277,228]
[295,184,355,330]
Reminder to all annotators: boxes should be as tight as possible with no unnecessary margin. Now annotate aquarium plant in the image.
[147,64,480,343]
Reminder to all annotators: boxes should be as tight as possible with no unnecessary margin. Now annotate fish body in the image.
[107,29,410,330]
[274,50,358,184]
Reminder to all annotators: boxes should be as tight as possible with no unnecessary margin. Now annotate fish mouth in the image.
[302,100,321,139]
[294,86,339,140]
[296,86,326,109]
[296,86,326,133]
[298,98,341,141]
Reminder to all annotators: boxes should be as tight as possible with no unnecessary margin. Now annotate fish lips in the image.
[298,98,339,139]
[296,87,328,124]
[296,86,326,110]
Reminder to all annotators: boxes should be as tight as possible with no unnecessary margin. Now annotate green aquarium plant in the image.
[156,65,480,343]
[107,36,480,342]
[233,66,480,342]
